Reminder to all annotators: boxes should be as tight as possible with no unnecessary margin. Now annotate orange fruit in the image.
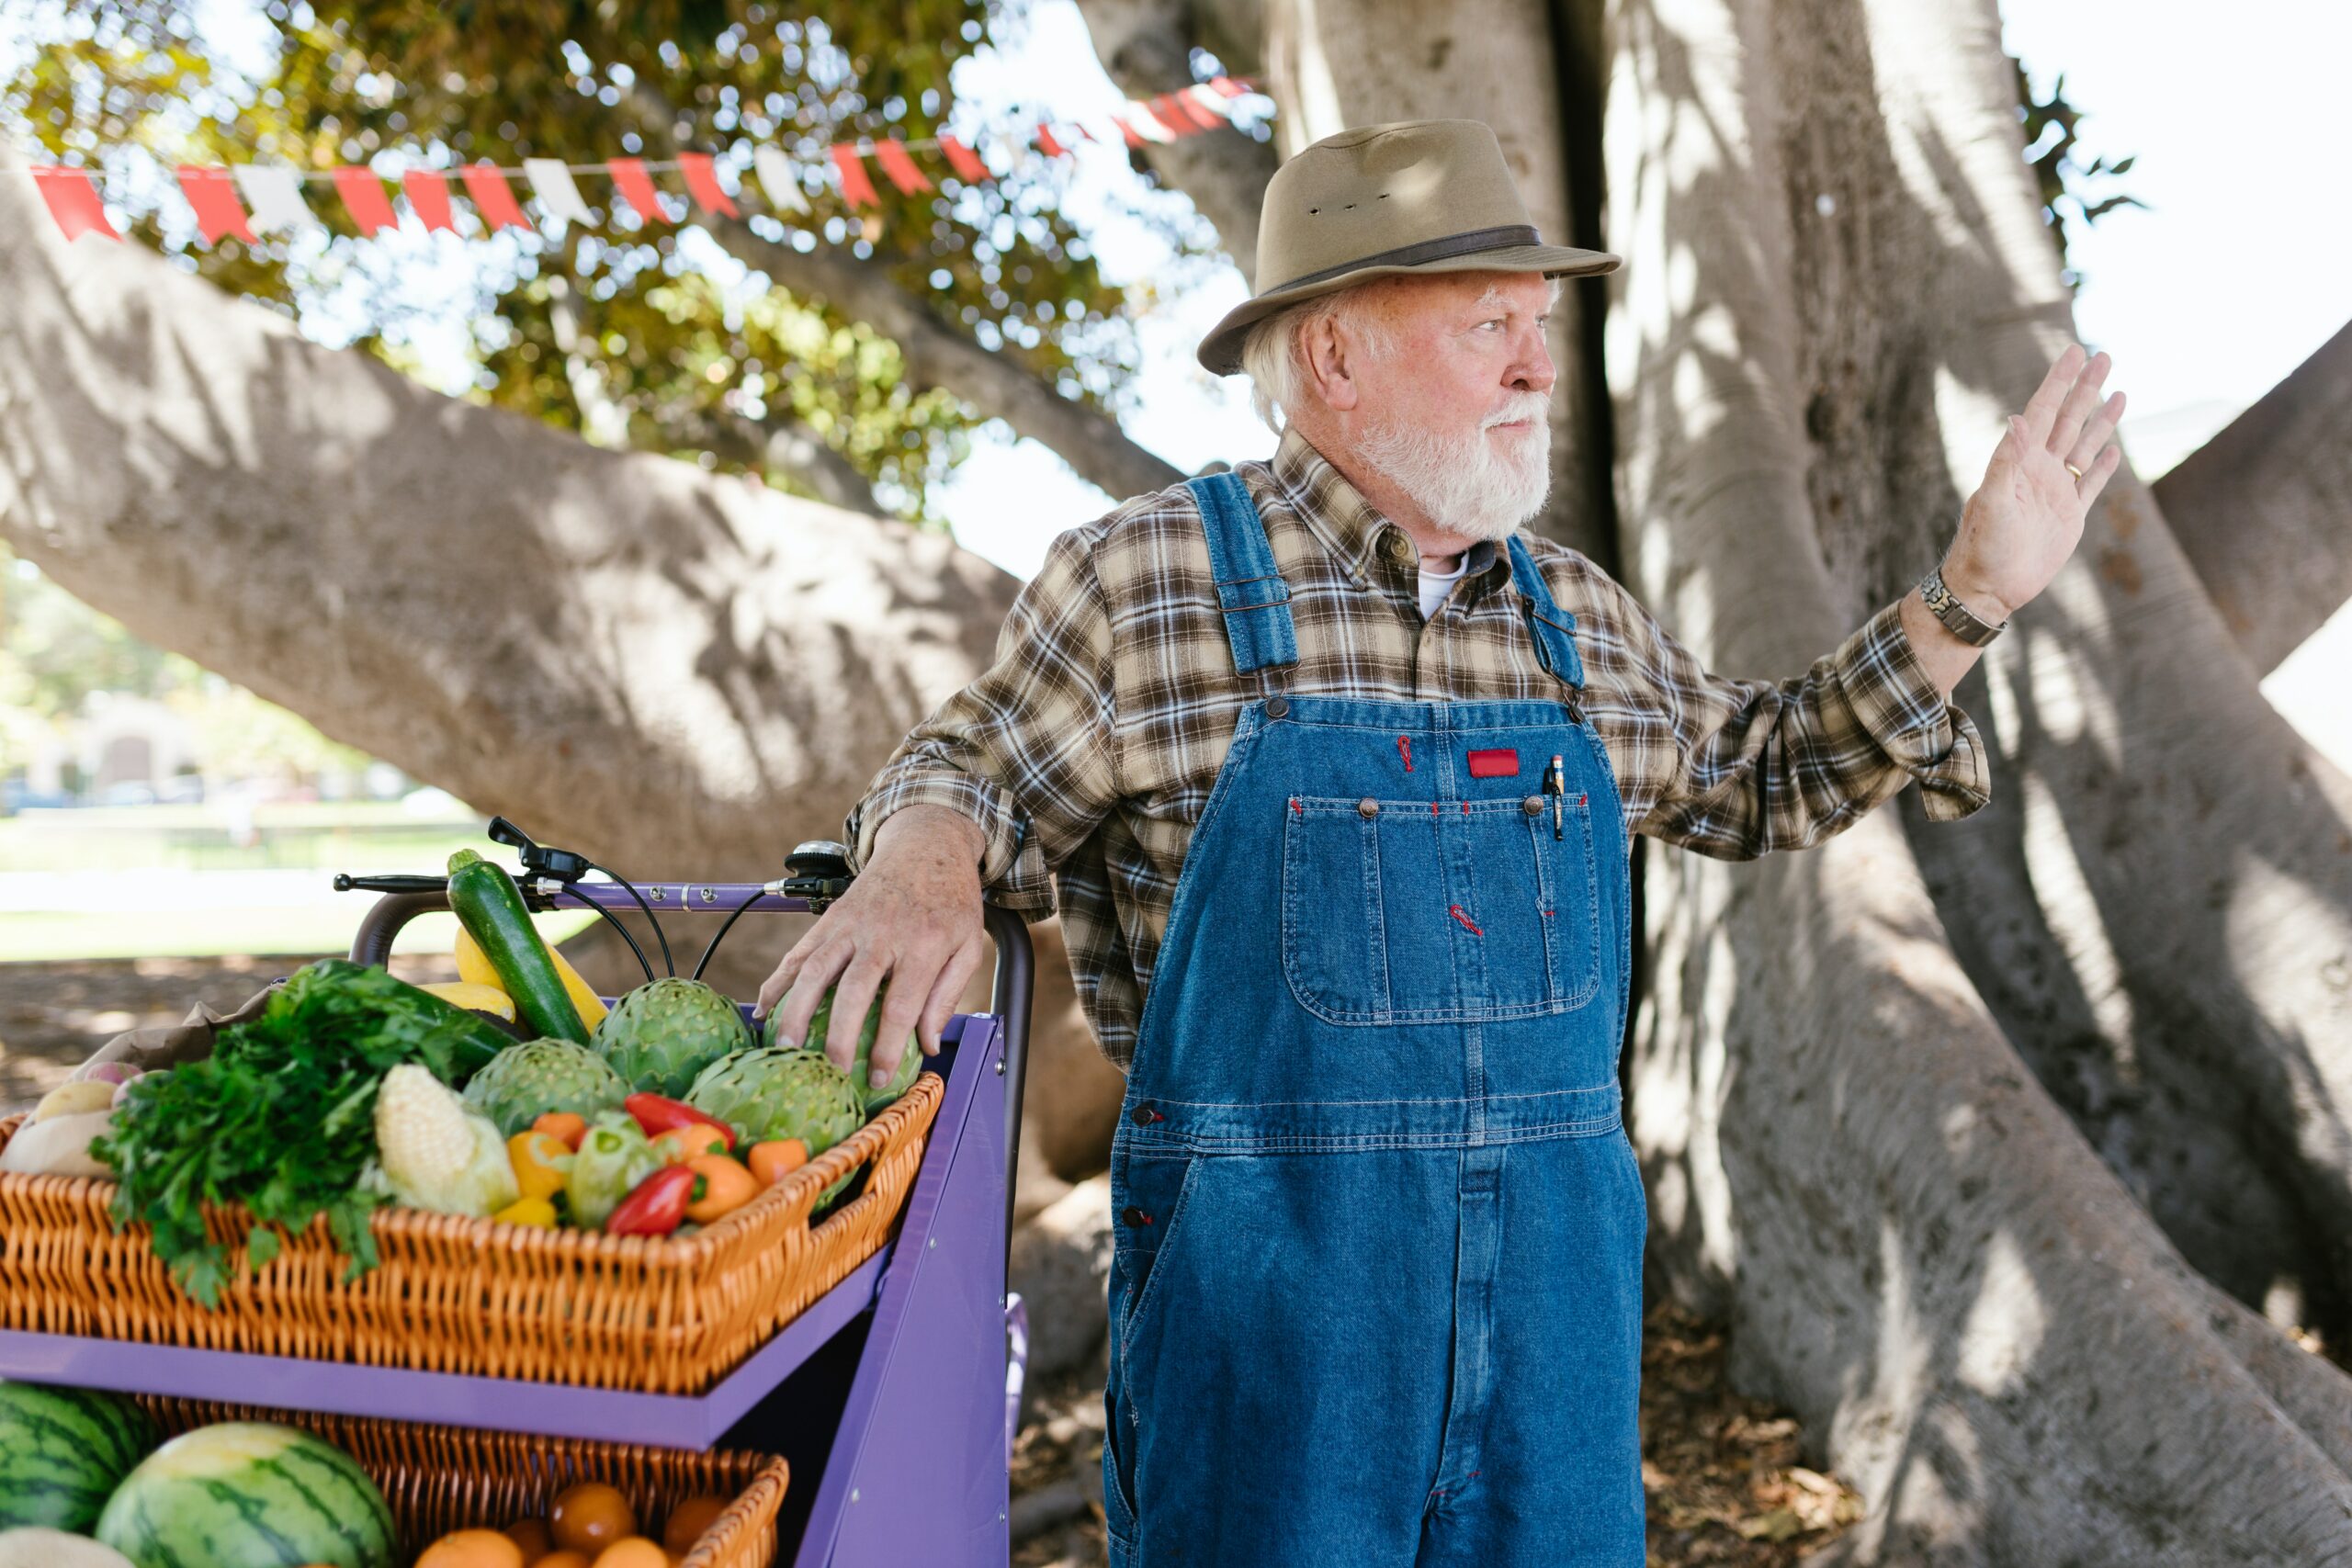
[504,1518,555,1564]
[414,1531,526,1568]
[550,1482,639,1553]
[588,1539,667,1568]
[662,1495,729,1553]
[536,1553,592,1568]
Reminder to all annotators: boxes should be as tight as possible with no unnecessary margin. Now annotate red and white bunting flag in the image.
[175,166,254,244]
[753,147,810,215]
[607,158,675,224]
[1208,75,1247,96]
[332,168,398,235]
[1160,91,1221,131]
[830,144,879,209]
[402,169,457,232]
[1123,102,1175,142]
[677,153,740,218]
[29,167,118,242]
[523,158,594,225]
[460,164,533,231]
[871,140,931,195]
[1034,123,1069,158]
[1106,115,1148,149]
[938,135,989,183]
[232,165,322,233]
[1183,85,1233,122]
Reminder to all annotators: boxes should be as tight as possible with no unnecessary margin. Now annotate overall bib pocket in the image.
[1281,793,1601,1023]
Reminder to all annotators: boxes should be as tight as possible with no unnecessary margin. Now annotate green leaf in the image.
[246,1225,281,1269]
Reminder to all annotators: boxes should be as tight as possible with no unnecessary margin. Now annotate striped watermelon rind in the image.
[95,1422,396,1568]
[0,1380,160,1531]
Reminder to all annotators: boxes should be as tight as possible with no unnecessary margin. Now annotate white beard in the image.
[1354,395,1554,541]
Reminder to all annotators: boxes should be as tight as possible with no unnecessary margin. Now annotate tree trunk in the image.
[2152,317,2352,675]
[1591,0,2352,1556]
[0,145,1126,1187]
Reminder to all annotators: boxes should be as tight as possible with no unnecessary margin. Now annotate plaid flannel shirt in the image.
[844,426,1992,1068]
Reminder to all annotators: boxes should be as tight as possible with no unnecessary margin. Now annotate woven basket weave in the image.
[140,1397,787,1568]
[0,1070,942,1393]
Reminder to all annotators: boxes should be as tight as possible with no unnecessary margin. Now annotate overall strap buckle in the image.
[1187,472,1300,677]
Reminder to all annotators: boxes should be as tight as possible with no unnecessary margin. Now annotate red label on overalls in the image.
[1466,749,1520,778]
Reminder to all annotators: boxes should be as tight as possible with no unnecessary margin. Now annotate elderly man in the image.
[757,119,2123,1565]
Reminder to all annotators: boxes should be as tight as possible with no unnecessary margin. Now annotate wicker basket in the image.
[140,1397,787,1568]
[0,1070,943,1393]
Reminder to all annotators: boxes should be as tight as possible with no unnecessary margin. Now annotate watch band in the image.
[1917,564,2007,647]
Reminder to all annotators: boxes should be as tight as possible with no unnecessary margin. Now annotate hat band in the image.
[1263,223,1544,295]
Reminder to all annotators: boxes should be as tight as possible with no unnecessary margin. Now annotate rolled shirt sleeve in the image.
[842,525,1120,917]
[1617,588,1994,861]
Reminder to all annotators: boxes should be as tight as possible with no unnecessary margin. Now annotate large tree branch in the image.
[0,148,1011,875]
[628,86,1182,502]
[2152,315,2352,673]
[1069,0,1279,284]
[661,401,882,515]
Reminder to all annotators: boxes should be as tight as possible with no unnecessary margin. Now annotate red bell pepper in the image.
[623,1092,736,1149]
[605,1164,701,1236]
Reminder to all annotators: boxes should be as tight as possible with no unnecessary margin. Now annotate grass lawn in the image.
[0,906,600,963]
[0,803,597,960]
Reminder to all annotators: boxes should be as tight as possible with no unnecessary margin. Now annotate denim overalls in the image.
[1102,474,1645,1566]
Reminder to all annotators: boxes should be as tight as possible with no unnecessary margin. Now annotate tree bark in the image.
[1770,0,2352,1341]
[1593,0,2352,1555]
[0,146,1127,1187]
[2152,317,2352,674]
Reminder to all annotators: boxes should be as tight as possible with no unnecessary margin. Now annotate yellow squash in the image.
[457,926,608,1030]
[420,980,516,1022]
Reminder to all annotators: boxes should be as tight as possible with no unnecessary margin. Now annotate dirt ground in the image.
[3,957,1864,1563]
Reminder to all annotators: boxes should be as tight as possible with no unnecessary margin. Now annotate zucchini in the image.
[445,849,589,1043]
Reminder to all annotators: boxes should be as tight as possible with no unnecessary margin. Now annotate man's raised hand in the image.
[1944,342,2127,619]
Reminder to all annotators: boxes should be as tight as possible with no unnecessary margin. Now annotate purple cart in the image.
[0,840,1034,1567]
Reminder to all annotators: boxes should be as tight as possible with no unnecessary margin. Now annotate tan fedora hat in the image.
[1197,118,1622,377]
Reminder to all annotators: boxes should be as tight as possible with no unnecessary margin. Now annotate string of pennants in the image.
[27,75,1258,245]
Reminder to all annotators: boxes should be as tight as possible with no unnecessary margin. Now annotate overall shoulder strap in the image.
[1506,535,1588,690]
[1186,471,1299,675]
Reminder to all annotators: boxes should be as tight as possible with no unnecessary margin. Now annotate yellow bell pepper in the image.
[492,1196,559,1229]
[507,1130,573,1202]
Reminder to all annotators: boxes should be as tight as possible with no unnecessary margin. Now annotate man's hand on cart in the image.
[753,804,990,1091]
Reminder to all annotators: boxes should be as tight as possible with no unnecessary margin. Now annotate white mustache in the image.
[1481,397,1552,429]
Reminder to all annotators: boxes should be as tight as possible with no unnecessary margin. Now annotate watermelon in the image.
[0,1380,159,1530]
[96,1422,396,1568]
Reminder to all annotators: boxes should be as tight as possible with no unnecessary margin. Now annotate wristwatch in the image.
[1916,563,2007,648]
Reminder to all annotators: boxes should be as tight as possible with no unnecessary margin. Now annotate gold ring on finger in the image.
[2064,461,2085,479]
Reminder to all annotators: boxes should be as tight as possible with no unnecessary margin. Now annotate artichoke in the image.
[461,1037,628,1135]
[764,983,922,1114]
[594,977,753,1097]
[686,1047,865,1206]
